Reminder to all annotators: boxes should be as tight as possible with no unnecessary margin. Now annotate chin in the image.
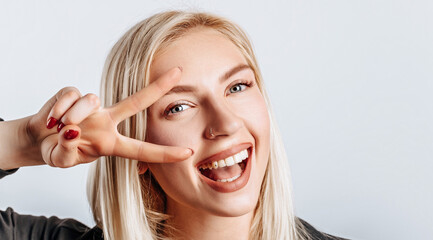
[204,190,261,217]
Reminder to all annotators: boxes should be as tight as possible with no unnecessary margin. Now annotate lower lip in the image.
[198,148,253,193]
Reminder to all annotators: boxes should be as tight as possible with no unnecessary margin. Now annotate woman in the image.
[0,11,346,239]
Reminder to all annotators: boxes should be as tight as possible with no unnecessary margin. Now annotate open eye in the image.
[166,103,191,115]
[228,82,250,94]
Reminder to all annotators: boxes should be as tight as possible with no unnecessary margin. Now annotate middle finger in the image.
[107,67,182,123]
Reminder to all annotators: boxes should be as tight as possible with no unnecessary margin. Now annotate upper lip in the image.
[195,142,252,168]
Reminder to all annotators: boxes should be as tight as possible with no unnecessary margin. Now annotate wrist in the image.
[0,116,45,170]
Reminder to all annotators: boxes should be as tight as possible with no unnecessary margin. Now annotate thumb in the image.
[42,125,82,168]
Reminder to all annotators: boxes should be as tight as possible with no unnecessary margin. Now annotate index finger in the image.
[114,134,193,163]
[108,67,182,123]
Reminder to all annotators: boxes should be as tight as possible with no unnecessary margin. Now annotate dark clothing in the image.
[0,169,103,240]
[0,207,103,240]
[0,168,347,240]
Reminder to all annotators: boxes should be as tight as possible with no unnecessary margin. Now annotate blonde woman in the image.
[0,11,347,240]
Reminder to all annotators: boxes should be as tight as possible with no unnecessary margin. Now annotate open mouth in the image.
[197,148,250,183]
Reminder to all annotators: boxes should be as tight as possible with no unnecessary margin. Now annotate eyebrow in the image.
[219,63,252,83]
[165,85,196,95]
[164,63,253,96]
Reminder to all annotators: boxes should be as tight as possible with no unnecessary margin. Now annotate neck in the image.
[165,199,254,240]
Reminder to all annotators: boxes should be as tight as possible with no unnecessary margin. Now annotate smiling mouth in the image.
[198,149,249,182]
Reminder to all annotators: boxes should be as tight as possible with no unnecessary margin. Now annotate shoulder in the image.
[296,217,350,240]
[0,207,103,240]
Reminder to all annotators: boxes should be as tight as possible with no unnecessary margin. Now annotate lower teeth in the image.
[199,161,247,182]
[216,174,241,183]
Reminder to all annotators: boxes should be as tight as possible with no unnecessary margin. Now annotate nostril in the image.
[205,104,245,138]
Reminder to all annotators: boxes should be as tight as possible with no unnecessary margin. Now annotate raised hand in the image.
[32,67,191,169]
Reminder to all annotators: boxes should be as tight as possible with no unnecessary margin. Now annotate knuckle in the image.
[84,93,101,108]
[161,149,172,163]
[59,86,80,97]
[63,90,81,100]
[129,94,142,113]
[137,144,147,161]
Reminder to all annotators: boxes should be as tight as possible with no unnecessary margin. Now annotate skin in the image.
[145,27,271,240]
[0,67,192,170]
[0,26,271,240]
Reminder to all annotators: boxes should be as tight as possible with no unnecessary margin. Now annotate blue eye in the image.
[229,83,247,93]
[168,104,190,114]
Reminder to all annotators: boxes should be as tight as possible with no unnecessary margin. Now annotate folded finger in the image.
[60,93,100,125]
[108,67,182,123]
[41,125,82,168]
[47,87,82,128]
[114,134,192,163]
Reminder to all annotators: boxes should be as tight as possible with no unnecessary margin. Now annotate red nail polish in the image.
[64,129,79,140]
[46,117,58,129]
[57,122,65,132]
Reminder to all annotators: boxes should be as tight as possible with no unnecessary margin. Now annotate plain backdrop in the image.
[1,1,432,239]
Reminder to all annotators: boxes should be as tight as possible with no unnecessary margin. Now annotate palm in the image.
[38,67,191,168]
[75,109,118,163]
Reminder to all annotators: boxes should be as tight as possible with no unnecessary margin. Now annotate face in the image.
[146,27,270,217]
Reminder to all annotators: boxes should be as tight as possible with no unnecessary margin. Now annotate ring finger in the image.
[59,93,101,125]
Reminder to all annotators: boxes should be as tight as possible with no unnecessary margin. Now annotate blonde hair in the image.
[87,11,312,240]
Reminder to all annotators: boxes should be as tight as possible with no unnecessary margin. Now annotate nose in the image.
[204,100,244,139]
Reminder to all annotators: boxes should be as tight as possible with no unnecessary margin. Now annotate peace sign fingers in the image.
[114,134,192,163]
[107,67,182,124]
[36,66,189,169]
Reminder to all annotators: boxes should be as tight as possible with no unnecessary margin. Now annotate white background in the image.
[1,1,432,239]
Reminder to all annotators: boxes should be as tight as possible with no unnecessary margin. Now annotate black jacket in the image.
[0,168,348,240]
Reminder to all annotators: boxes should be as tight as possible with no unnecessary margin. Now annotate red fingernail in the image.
[57,122,65,132]
[64,129,79,140]
[46,117,58,129]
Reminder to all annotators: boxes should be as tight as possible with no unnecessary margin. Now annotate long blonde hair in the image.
[87,10,311,240]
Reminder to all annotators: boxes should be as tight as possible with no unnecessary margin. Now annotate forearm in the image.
[0,116,45,170]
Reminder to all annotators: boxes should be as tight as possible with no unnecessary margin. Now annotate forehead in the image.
[149,27,248,83]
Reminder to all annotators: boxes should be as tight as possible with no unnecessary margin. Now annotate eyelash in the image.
[164,102,192,116]
[226,80,253,95]
[164,80,254,117]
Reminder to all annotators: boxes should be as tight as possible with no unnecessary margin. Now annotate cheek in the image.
[237,91,271,171]
[235,91,270,143]
[146,118,178,146]
[146,114,199,148]
[145,114,202,184]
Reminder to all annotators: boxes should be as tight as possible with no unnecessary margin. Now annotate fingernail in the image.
[64,129,79,140]
[46,117,58,129]
[57,122,65,132]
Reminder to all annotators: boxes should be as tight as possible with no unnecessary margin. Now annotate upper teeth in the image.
[199,149,248,170]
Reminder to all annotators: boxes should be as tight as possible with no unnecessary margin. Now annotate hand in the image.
[30,67,191,169]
